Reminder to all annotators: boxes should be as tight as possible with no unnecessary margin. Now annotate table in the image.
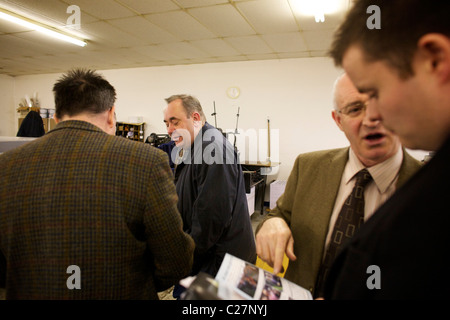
[241,161,280,214]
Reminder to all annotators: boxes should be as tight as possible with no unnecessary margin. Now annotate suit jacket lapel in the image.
[312,148,349,248]
[396,148,422,188]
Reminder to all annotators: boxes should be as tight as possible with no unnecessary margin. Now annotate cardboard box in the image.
[270,180,287,209]
[246,186,255,216]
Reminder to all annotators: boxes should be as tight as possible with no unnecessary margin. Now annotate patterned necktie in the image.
[315,168,373,297]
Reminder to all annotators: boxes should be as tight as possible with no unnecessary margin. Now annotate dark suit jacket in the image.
[324,137,450,299]
[174,122,256,277]
[0,120,194,299]
[256,147,421,295]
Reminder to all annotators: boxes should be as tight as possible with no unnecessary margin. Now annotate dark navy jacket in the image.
[174,122,256,276]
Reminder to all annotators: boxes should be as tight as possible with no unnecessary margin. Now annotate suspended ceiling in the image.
[0,0,352,76]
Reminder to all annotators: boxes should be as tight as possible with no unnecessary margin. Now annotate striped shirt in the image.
[324,147,403,248]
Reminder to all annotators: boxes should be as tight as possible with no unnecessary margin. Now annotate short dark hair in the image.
[329,0,450,78]
[165,94,206,123]
[53,69,116,119]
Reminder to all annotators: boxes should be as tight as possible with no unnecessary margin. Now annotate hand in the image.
[255,217,297,274]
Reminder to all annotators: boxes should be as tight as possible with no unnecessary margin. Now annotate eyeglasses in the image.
[337,101,368,118]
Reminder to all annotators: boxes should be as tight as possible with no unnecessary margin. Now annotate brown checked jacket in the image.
[0,120,194,299]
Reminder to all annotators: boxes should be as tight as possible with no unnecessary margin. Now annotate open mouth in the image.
[365,133,385,141]
[364,133,386,145]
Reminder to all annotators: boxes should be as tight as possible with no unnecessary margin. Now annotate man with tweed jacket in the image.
[0,69,195,299]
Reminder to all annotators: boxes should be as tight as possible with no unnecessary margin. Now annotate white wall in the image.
[0,74,15,136]
[6,57,428,182]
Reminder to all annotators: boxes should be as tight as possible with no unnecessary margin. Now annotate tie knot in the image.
[355,169,372,188]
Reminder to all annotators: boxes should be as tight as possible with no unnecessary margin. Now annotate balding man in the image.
[255,74,421,298]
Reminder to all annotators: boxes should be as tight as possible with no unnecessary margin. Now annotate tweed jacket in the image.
[0,120,194,299]
[256,147,421,295]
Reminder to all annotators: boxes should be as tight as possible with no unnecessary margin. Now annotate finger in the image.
[272,242,285,275]
[285,235,297,261]
[256,235,272,265]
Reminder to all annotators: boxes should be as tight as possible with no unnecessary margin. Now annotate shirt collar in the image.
[346,147,403,193]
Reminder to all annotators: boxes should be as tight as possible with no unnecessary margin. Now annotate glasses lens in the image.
[342,102,366,117]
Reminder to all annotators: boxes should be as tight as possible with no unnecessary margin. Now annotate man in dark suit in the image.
[0,69,195,299]
[324,0,450,299]
[255,73,421,297]
[163,95,256,298]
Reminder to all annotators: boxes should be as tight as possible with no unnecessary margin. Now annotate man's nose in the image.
[166,123,174,136]
[362,101,382,127]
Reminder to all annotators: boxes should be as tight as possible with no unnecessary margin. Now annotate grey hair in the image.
[331,73,346,111]
[165,94,206,124]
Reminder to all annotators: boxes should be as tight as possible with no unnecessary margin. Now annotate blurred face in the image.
[163,98,201,148]
[332,74,401,167]
[342,42,450,151]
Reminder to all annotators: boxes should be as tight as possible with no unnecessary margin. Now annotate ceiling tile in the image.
[302,29,334,51]
[107,16,178,44]
[226,35,273,55]
[176,0,228,8]
[236,0,298,34]
[158,41,211,60]
[1,0,80,25]
[309,50,329,57]
[245,53,279,60]
[261,32,307,52]
[60,0,135,20]
[117,0,180,14]
[3,30,82,56]
[188,4,255,37]
[277,51,311,59]
[132,45,184,61]
[80,20,143,47]
[0,34,37,58]
[145,10,216,41]
[190,38,240,57]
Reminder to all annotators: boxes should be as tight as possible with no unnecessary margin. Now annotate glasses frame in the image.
[337,101,368,118]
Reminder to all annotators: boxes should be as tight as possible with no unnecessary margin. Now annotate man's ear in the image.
[417,33,450,83]
[331,109,344,132]
[192,111,201,122]
[107,106,116,127]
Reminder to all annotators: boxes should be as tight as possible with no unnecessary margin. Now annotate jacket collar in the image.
[50,120,105,134]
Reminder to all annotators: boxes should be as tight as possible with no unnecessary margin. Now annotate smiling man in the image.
[255,73,421,298]
[324,0,450,299]
[163,94,256,299]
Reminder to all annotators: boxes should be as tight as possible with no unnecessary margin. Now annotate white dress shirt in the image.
[324,147,403,248]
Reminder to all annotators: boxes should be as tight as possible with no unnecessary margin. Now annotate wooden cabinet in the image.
[115,122,145,142]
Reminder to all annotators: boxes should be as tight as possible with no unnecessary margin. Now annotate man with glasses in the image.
[324,0,450,299]
[255,73,421,298]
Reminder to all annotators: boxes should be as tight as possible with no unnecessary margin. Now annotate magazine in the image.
[182,253,312,300]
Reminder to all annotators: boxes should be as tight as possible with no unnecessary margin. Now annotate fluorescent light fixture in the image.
[315,12,325,23]
[0,9,86,47]
[290,0,344,23]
